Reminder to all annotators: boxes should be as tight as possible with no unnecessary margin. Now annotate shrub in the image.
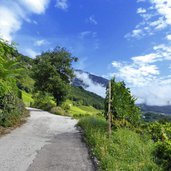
[0,80,26,127]
[50,106,69,116]
[61,103,70,111]
[154,140,171,170]
[32,92,56,111]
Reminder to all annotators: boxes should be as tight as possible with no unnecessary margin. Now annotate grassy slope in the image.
[69,86,104,110]
[21,91,102,117]
[78,117,162,171]
[65,100,102,117]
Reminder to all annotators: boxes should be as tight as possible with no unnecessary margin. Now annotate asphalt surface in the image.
[0,108,94,171]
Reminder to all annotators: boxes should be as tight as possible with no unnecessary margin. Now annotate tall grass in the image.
[78,117,162,171]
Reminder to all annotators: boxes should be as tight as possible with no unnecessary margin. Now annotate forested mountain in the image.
[139,104,171,115]
[72,69,108,88]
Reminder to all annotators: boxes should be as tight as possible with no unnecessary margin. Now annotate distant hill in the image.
[139,104,171,115]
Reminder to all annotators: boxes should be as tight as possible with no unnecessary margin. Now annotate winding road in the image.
[0,108,94,171]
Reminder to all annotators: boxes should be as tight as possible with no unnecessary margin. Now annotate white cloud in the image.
[87,16,98,25]
[110,60,171,105]
[110,42,171,105]
[125,29,144,39]
[112,61,122,68]
[131,53,160,64]
[79,31,97,39]
[112,62,159,86]
[126,0,171,39]
[0,6,22,41]
[75,71,106,97]
[132,78,171,106]
[34,39,47,46]
[56,0,68,10]
[25,48,40,58]
[18,0,50,14]
[137,8,146,14]
[166,34,171,40]
[0,0,50,41]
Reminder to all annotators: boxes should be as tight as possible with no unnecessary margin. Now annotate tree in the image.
[32,46,78,105]
[0,39,23,80]
[105,78,141,125]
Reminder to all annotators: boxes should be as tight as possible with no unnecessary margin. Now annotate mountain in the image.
[73,70,171,116]
[139,104,171,115]
[72,69,108,88]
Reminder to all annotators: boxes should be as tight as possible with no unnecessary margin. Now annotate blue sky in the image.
[0,0,171,105]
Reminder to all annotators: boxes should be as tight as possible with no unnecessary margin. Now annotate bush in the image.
[32,92,56,111]
[0,80,26,127]
[154,140,171,170]
[61,103,70,111]
[50,106,69,116]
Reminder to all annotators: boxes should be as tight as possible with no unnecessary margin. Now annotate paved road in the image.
[0,108,94,171]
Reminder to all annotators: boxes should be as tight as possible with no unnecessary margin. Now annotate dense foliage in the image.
[0,39,26,127]
[145,121,171,170]
[68,86,104,109]
[105,78,141,125]
[143,112,171,122]
[32,47,77,105]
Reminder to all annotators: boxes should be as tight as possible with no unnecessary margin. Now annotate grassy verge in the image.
[78,117,162,171]
[0,109,29,136]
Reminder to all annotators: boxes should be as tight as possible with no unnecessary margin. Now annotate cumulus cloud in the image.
[74,71,106,98]
[110,43,171,105]
[126,0,171,39]
[166,34,171,40]
[137,8,146,14]
[25,48,40,58]
[18,0,50,14]
[0,0,50,41]
[132,79,171,106]
[56,0,68,10]
[0,5,22,41]
[112,62,159,86]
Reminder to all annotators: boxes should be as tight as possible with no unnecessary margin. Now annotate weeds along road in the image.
[0,108,94,171]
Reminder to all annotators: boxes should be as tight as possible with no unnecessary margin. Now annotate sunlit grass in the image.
[78,117,162,171]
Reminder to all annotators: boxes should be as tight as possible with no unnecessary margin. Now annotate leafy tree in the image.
[32,46,77,105]
[0,39,26,127]
[0,39,24,81]
[105,78,141,125]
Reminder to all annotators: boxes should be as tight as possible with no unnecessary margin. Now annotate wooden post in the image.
[108,80,112,136]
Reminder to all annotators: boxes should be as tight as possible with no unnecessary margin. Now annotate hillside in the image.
[68,86,104,110]
[139,104,171,115]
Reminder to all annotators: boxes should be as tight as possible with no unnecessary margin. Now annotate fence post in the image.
[108,80,112,136]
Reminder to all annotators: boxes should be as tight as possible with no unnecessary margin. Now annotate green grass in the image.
[78,117,162,171]
[22,91,34,107]
[65,100,102,117]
